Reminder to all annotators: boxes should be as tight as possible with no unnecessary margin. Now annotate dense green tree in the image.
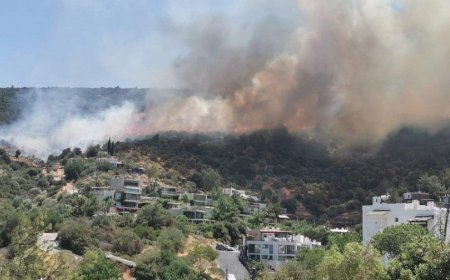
[441,168,450,188]
[212,195,240,222]
[245,210,266,229]
[199,168,221,191]
[137,204,175,229]
[388,234,441,279]
[64,194,100,217]
[318,243,388,280]
[415,244,450,279]
[8,213,45,280]
[372,224,430,256]
[297,247,325,271]
[0,149,11,164]
[327,231,361,252]
[417,174,446,200]
[85,146,99,158]
[64,160,86,181]
[0,208,20,246]
[58,219,95,255]
[112,229,143,256]
[79,250,121,280]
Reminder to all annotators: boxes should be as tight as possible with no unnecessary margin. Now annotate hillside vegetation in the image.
[1,87,449,224]
[116,127,450,225]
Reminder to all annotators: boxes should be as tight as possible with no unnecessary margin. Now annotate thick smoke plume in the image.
[2,0,450,156]
[169,0,450,144]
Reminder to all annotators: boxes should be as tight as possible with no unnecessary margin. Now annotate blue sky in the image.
[0,0,237,88]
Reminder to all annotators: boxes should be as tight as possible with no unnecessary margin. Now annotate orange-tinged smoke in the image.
[163,0,450,144]
[2,0,450,157]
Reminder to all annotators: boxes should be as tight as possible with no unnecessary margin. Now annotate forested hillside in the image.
[1,87,449,225]
[115,127,450,225]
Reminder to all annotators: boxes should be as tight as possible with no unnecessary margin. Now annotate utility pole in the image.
[225,265,228,280]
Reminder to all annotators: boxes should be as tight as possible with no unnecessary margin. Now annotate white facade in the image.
[245,229,321,270]
[185,193,213,206]
[362,196,450,243]
[96,157,122,168]
[222,187,259,201]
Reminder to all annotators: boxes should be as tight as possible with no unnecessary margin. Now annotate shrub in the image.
[58,219,95,255]
[112,229,143,256]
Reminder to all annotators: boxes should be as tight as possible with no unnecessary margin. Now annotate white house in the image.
[96,157,122,168]
[244,228,321,270]
[222,187,258,201]
[362,193,450,243]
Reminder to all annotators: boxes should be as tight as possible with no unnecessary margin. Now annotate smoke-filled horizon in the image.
[169,0,450,144]
[1,0,450,157]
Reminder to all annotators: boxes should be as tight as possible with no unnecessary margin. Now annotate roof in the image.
[260,229,292,234]
[277,214,290,219]
[106,253,136,267]
[331,228,349,233]
[39,232,58,242]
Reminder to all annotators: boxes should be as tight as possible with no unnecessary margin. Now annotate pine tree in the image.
[107,138,111,155]
[111,142,114,156]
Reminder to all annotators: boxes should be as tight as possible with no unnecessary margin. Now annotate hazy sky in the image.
[0,0,237,88]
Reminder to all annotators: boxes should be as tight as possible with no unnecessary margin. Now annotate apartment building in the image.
[362,193,450,243]
[109,176,143,211]
[244,229,321,270]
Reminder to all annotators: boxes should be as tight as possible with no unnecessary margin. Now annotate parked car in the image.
[215,243,235,251]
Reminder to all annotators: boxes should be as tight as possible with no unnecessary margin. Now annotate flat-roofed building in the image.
[244,228,321,270]
[362,194,450,243]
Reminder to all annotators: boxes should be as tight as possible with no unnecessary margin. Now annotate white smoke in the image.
[2,0,450,157]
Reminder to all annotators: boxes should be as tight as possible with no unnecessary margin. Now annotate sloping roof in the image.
[105,252,136,267]
[408,215,433,222]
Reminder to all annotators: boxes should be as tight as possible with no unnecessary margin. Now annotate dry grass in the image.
[178,235,224,280]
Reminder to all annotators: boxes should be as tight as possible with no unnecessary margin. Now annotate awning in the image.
[408,216,433,222]
[367,210,390,216]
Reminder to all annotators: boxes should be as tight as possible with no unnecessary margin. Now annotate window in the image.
[248,244,255,253]
[395,217,399,222]
[286,245,296,255]
[278,245,286,254]
[254,244,261,253]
